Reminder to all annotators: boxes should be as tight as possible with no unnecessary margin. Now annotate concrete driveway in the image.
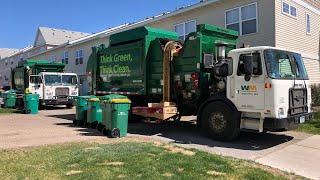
[0,108,319,179]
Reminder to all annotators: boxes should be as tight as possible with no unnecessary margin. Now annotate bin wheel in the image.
[173,113,181,122]
[110,128,120,138]
[25,109,31,114]
[91,122,98,129]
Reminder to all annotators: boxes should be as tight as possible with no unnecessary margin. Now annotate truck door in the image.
[29,75,43,98]
[234,53,265,110]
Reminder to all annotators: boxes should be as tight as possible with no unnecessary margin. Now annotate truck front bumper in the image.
[42,97,75,106]
[264,112,313,131]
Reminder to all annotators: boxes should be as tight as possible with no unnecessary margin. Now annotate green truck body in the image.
[12,60,65,93]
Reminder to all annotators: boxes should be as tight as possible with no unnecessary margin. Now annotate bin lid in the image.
[109,98,131,104]
[89,98,100,102]
[101,94,127,100]
[101,94,131,104]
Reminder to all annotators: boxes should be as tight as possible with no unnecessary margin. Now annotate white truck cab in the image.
[29,72,79,107]
[226,46,312,132]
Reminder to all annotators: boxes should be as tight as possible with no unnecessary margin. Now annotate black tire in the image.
[66,104,74,109]
[201,101,240,141]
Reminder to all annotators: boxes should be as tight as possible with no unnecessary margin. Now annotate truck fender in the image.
[197,95,239,127]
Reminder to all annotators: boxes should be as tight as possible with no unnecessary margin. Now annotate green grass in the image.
[0,142,300,180]
[0,108,19,114]
[297,111,320,134]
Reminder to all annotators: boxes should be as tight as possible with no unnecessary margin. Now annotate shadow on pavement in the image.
[52,118,104,137]
[49,112,294,151]
[48,114,75,121]
[128,119,294,151]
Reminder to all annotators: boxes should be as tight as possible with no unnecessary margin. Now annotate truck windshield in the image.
[264,49,308,80]
[62,75,78,86]
[44,75,62,86]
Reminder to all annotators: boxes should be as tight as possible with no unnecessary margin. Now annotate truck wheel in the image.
[201,101,240,141]
[66,104,74,109]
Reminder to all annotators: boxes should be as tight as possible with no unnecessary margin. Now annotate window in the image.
[62,51,69,64]
[49,55,56,62]
[282,1,297,17]
[174,20,196,41]
[237,53,262,76]
[306,13,311,34]
[264,50,308,80]
[76,50,84,65]
[226,3,257,35]
[29,75,42,84]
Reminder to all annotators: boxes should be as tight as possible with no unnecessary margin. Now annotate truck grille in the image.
[55,88,69,97]
[289,88,308,115]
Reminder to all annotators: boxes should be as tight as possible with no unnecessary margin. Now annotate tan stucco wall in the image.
[148,0,276,48]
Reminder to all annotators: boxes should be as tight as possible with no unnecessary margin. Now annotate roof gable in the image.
[34,27,90,47]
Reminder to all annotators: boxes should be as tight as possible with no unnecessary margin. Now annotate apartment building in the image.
[0,27,89,89]
[1,0,319,94]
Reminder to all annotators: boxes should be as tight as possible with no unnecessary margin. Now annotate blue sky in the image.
[1,0,198,49]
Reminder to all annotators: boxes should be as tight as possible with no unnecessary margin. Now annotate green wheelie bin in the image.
[4,90,17,109]
[87,97,102,129]
[74,96,93,126]
[100,95,131,138]
[23,93,39,114]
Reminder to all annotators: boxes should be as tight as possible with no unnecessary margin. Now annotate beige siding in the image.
[275,0,320,55]
[304,57,320,84]
[148,0,275,47]
[303,0,320,9]
[275,0,320,84]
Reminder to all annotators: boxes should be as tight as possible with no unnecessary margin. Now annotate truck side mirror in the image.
[212,60,233,77]
[243,55,253,81]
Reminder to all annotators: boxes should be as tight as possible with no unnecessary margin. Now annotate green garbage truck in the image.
[11,60,79,108]
[87,24,313,141]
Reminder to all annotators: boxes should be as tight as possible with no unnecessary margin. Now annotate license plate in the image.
[300,116,306,123]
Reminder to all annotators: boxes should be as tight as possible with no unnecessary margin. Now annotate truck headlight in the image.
[46,92,53,96]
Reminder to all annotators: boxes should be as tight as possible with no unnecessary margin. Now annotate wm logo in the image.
[241,85,257,92]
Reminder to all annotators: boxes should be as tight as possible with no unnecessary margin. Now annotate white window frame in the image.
[174,19,197,41]
[62,51,69,64]
[225,2,258,36]
[75,49,84,65]
[281,1,297,18]
[306,13,311,35]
